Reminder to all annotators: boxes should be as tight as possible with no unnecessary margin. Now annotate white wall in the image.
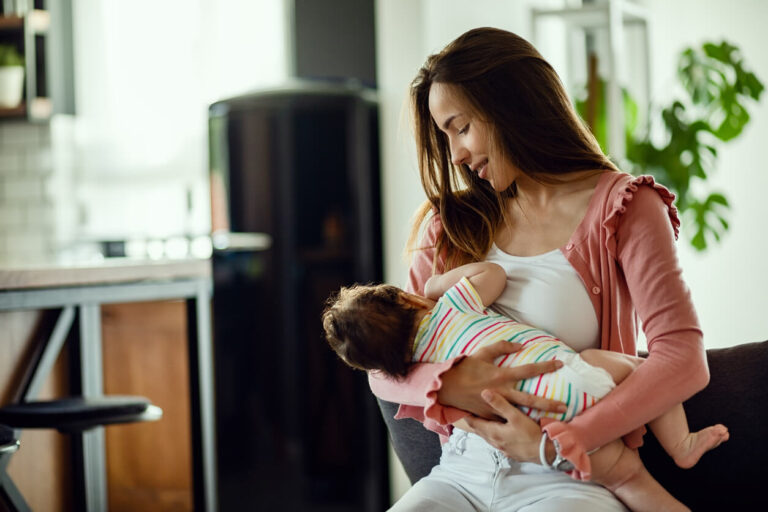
[376,0,768,502]
[644,0,768,348]
[67,0,290,243]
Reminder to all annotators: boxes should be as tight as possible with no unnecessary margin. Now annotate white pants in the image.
[390,429,627,512]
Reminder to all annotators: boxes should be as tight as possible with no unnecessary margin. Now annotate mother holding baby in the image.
[370,27,709,511]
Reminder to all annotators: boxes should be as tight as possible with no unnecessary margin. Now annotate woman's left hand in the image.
[458,389,544,464]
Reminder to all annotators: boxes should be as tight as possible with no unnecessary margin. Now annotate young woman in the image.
[369,27,709,511]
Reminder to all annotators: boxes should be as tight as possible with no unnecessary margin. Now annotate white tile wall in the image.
[0,121,56,261]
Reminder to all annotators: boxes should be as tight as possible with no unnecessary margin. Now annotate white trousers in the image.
[390,429,627,512]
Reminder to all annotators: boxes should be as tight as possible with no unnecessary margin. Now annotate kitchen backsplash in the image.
[0,117,210,263]
[0,121,58,261]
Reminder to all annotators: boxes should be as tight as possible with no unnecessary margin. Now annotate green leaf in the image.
[706,193,729,207]
[576,39,763,252]
[691,230,707,251]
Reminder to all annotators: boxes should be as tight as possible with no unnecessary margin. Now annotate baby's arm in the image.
[423,262,506,306]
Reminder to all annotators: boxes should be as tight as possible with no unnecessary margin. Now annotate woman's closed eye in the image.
[458,124,470,135]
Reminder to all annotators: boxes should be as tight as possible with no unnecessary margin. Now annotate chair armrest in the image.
[639,340,768,509]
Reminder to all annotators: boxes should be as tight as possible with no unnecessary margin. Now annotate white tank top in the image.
[484,244,599,351]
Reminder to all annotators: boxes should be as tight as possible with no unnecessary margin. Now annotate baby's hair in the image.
[322,283,420,378]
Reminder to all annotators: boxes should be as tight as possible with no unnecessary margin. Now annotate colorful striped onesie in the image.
[412,277,615,421]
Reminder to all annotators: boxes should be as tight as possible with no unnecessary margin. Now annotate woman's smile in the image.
[472,159,489,180]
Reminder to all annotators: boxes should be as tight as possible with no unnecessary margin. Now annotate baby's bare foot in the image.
[673,424,729,469]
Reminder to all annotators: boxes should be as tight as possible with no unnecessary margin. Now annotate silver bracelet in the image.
[538,431,575,472]
[538,432,550,466]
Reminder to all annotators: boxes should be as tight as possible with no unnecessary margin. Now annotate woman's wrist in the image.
[538,432,574,471]
[538,433,556,465]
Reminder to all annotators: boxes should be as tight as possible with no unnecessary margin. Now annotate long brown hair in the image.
[409,27,617,269]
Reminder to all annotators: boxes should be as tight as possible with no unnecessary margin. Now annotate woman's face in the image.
[428,82,518,191]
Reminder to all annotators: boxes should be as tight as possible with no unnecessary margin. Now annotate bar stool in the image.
[0,396,162,432]
[0,424,20,509]
[0,396,162,512]
[0,304,165,511]
[0,424,19,455]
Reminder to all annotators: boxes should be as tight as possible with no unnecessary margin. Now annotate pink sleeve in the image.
[543,178,709,480]
[367,213,470,434]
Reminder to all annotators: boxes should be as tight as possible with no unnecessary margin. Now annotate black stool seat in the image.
[0,396,163,432]
[0,424,19,455]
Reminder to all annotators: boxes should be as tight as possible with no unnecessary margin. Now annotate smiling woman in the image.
[371,26,711,512]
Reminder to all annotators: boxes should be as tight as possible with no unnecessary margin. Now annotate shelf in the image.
[0,11,47,31]
[530,0,652,163]
[299,247,354,264]
[532,0,649,30]
[0,15,24,30]
[26,9,50,34]
[0,102,26,118]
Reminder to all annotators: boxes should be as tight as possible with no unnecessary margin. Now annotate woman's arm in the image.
[542,181,709,477]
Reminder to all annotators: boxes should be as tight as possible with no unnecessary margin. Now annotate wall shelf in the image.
[0,15,24,30]
[0,3,72,122]
[531,0,651,162]
[0,101,25,117]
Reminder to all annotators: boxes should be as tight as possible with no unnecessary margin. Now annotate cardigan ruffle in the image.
[603,175,681,259]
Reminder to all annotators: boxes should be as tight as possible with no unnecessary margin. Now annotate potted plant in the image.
[577,41,764,251]
[0,44,25,108]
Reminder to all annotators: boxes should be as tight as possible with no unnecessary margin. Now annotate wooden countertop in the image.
[0,257,211,291]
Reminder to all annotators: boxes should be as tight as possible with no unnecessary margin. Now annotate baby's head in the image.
[322,283,422,378]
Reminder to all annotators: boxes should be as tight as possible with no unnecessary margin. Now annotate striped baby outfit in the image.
[412,277,615,421]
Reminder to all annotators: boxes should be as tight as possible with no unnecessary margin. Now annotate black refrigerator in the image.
[207,82,388,511]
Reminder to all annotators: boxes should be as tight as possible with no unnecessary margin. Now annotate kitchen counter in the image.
[0,256,211,291]
[0,255,217,511]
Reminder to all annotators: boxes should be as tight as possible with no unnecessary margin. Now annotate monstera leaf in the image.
[579,40,763,251]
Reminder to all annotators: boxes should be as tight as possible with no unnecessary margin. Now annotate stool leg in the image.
[0,454,31,512]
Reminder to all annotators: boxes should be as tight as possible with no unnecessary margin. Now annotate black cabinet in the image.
[208,82,388,511]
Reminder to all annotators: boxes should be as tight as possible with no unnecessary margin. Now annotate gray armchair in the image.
[377,340,768,510]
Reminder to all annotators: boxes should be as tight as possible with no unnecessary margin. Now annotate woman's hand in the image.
[437,340,567,420]
[458,389,547,464]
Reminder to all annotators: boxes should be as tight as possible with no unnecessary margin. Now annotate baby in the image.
[322,261,728,511]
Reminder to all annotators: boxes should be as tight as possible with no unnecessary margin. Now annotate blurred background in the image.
[0,0,766,509]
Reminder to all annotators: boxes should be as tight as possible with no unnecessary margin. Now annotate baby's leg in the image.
[581,349,729,469]
[590,438,689,512]
[647,405,729,469]
[579,349,643,384]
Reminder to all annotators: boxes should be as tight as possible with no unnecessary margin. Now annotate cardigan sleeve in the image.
[543,177,709,480]
[367,213,469,436]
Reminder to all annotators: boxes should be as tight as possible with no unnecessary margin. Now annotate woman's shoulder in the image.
[591,171,677,219]
[582,172,681,257]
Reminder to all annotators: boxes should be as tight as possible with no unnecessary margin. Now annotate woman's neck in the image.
[512,170,605,211]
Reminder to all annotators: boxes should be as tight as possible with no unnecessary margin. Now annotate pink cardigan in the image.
[368,172,709,479]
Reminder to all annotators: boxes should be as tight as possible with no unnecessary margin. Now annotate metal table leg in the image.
[76,303,107,512]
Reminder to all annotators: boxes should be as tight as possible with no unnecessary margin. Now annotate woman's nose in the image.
[451,143,469,166]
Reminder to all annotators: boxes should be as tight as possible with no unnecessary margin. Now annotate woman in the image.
[369,27,708,510]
